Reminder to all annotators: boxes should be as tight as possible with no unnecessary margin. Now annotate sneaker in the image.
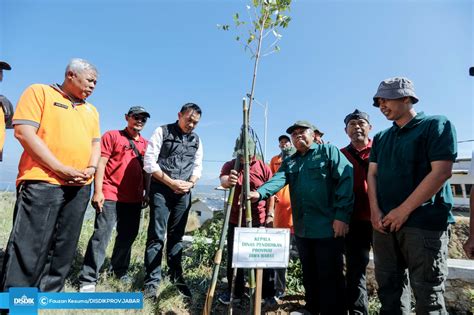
[143,285,157,300]
[79,284,96,293]
[217,292,241,305]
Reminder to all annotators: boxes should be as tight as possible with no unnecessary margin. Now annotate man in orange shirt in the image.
[0,58,101,292]
[269,135,295,299]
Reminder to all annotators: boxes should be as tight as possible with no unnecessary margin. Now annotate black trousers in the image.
[0,181,91,292]
[79,201,142,285]
[144,182,191,289]
[226,223,275,299]
[295,236,346,315]
[345,220,373,315]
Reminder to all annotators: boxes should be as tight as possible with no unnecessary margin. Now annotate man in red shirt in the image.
[340,109,372,315]
[79,106,150,292]
[217,136,275,305]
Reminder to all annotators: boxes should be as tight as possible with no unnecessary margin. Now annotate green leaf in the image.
[247,33,256,44]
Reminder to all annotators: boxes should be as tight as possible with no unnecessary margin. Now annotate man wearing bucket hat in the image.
[340,109,373,315]
[78,106,150,292]
[249,120,354,315]
[217,136,276,305]
[367,77,457,314]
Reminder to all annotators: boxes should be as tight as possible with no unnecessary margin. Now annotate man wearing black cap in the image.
[368,77,457,314]
[143,103,203,299]
[250,120,353,315]
[340,109,373,315]
[0,60,13,161]
[78,106,150,292]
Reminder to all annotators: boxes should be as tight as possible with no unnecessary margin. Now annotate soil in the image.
[207,216,472,315]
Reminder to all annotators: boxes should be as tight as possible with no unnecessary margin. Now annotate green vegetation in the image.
[0,192,471,314]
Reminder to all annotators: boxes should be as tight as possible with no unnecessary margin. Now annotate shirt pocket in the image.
[308,161,328,180]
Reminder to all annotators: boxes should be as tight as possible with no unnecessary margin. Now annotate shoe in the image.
[79,284,96,293]
[143,285,157,300]
[175,282,192,298]
[171,276,192,298]
[275,290,286,300]
[262,296,277,307]
[217,292,241,305]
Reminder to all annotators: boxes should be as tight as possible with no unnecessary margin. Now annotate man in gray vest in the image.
[143,103,203,300]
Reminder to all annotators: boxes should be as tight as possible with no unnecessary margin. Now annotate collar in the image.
[392,111,425,130]
[122,128,143,142]
[50,83,86,107]
[348,139,372,152]
[291,143,318,159]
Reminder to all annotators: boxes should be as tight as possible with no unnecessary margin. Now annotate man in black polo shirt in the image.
[367,77,457,314]
[142,103,203,300]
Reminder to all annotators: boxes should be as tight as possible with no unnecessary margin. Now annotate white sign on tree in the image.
[232,227,290,268]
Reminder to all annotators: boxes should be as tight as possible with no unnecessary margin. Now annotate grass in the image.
[0,191,471,314]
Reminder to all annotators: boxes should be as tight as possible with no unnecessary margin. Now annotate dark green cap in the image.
[286,120,314,134]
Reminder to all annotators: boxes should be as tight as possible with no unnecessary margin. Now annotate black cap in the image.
[278,135,290,142]
[0,61,11,71]
[344,109,370,126]
[127,106,150,118]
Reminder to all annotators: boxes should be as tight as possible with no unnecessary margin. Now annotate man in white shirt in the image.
[142,103,203,300]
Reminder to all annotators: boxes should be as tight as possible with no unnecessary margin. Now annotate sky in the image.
[0,0,473,187]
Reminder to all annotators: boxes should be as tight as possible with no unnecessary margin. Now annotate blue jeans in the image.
[373,227,449,315]
[1,181,91,292]
[79,201,142,285]
[143,182,191,289]
[295,236,346,315]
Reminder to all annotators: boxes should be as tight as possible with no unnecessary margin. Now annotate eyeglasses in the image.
[131,115,148,122]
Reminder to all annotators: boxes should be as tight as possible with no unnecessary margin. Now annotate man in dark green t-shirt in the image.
[367,77,457,314]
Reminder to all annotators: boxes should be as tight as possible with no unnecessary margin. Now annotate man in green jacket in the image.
[249,120,353,315]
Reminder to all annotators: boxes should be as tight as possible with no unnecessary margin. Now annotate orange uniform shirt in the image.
[269,154,293,232]
[13,84,100,186]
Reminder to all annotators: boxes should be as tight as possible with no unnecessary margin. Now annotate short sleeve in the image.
[101,131,115,158]
[426,116,457,162]
[220,160,234,178]
[369,133,379,163]
[90,106,101,141]
[12,84,46,126]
